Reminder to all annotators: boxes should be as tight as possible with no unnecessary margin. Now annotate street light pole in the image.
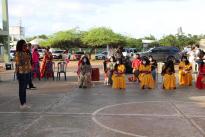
[2,0,10,62]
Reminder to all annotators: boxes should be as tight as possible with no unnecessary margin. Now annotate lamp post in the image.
[2,0,10,62]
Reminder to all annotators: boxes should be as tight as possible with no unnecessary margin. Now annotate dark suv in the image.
[139,46,181,63]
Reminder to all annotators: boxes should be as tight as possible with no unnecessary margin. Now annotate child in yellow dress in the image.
[139,57,155,89]
[112,59,126,89]
[179,56,192,86]
[161,60,176,90]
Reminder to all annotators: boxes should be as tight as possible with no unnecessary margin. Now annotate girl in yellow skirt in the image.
[112,59,126,89]
[179,56,192,86]
[139,57,155,89]
[161,60,176,90]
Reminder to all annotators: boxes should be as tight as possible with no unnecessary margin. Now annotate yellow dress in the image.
[178,62,192,86]
[162,66,176,90]
[112,64,126,89]
[139,64,155,89]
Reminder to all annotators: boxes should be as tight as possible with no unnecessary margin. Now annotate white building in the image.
[9,26,25,41]
[199,39,205,51]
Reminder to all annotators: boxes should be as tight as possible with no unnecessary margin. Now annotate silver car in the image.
[95,51,108,60]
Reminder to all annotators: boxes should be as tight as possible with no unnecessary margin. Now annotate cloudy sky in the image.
[0,0,204,38]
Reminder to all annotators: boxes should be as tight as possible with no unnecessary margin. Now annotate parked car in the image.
[10,49,16,61]
[38,49,45,59]
[62,51,72,60]
[70,51,85,60]
[52,50,64,59]
[139,46,181,63]
[95,51,108,60]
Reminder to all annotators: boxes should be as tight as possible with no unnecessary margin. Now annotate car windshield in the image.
[38,49,43,52]
[102,52,107,55]
[10,50,15,53]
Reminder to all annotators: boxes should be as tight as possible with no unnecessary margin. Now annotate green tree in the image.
[159,35,178,47]
[81,27,125,57]
[124,37,143,50]
[40,29,82,49]
[26,34,48,42]
[144,35,156,40]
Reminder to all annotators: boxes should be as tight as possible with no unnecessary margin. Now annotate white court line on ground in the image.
[92,101,205,137]
[95,113,180,117]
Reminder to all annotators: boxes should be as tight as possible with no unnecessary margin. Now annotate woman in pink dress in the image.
[32,48,40,79]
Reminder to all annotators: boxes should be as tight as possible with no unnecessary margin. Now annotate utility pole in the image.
[2,0,10,62]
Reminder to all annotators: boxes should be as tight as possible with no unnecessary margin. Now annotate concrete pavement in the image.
[0,63,205,137]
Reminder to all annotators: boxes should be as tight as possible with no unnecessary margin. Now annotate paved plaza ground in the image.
[0,61,205,137]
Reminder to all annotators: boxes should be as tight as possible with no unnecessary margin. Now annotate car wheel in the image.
[102,56,105,60]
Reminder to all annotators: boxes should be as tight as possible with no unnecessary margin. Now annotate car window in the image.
[53,51,64,53]
[151,49,158,53]
[76,52,84,54]
[158,49,170,52]
[171,49,179,53]
[102,52,107,55]
[10,50,16,53]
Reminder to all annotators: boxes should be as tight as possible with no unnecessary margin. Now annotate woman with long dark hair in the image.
[161,59,176,90]
[138,57,155,89]
[79,56,92,88]
[15,40,31,109]
[179,56,192,86]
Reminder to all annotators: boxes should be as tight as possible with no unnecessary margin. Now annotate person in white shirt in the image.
[188,47,197,72]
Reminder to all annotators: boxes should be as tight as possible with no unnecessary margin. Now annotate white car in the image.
[122,48,137,57]
[52,50,64,59]
[38,49,45,59]
[95,51,108,60]
[10,49,16,61]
